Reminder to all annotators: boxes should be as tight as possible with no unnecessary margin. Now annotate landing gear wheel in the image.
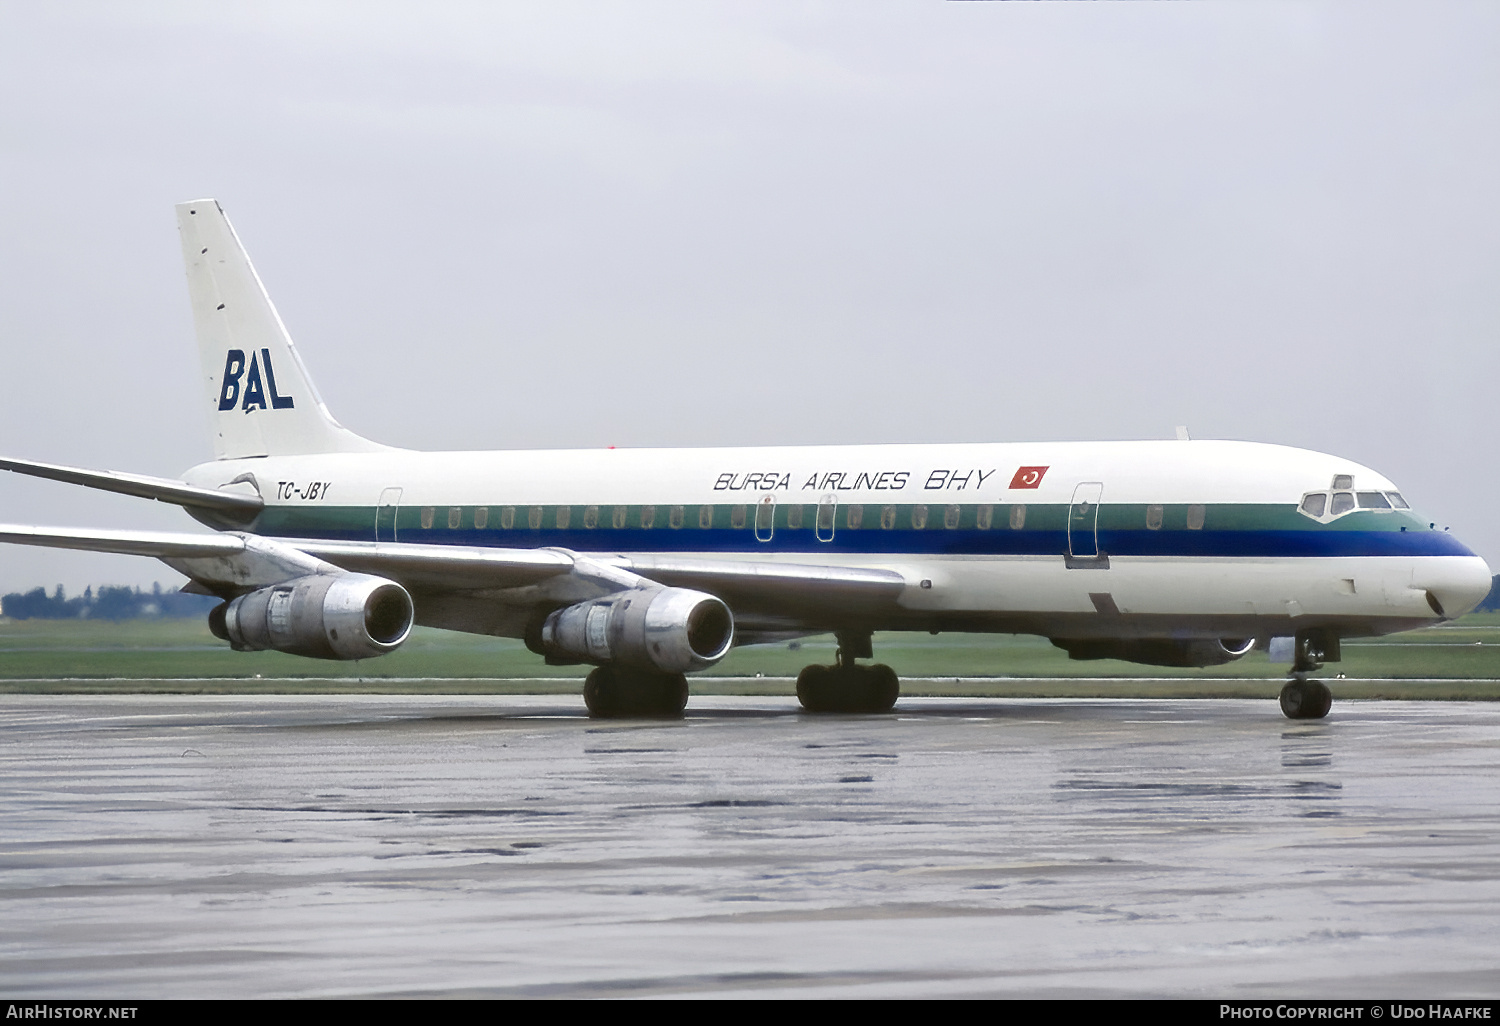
[583,666,689,719]
[796,663,899,714]
[1279,679,1332,720]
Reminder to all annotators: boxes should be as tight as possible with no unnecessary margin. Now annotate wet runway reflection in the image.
[1,694,1498,997]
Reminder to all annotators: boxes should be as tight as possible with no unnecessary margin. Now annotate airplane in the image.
[1,199,1491,720]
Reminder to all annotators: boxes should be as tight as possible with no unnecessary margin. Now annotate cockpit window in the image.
[1302,485,1411,522]
[1332,474,1354,490]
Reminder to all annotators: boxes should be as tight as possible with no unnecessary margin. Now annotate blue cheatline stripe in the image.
[251,521,1477,559]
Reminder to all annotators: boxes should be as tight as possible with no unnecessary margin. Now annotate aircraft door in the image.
[375,487,402,543]
[1068,482,1103,559]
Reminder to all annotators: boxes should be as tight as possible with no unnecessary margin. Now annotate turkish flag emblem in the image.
[1009,466,1048,489]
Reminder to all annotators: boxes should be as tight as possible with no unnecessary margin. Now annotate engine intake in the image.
[210,573,414,660]
[1051,637,1256,668]
[533,587,734,674]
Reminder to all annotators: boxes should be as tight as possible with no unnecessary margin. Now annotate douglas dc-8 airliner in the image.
[1,200,1490,719]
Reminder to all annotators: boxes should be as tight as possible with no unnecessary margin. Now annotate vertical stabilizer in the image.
[177,199,386,458]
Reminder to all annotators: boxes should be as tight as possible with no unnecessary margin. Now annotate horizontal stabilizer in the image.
[0,456,263,515]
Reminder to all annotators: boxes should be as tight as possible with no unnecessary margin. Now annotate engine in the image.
[531,587,734,674]
[209,573,414,660]
[1051,637,1257,668]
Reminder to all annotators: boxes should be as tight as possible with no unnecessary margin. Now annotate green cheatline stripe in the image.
[257,502,1430,535]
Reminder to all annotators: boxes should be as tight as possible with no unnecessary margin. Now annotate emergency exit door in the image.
[1068,482,1103,559]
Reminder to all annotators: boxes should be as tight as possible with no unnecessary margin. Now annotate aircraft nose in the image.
[1417,555,1494,619]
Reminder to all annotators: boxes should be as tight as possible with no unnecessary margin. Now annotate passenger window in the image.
[556,506,572,529]
[500,506,515,530]
[846,504,863,529]
[787,505,803,529]
[1357,492,1391,509]
[612,505,628,528]
[447,507,462,529]
[640,505,655,529]
[1186,504,1206,530]
[881,505,897,530]
[669,505,684,529]
[1146,504,1163,530]
[582,505,598,529]
[528,506,543,530]
[1009,504,1026,530]
[474,507,488,530]
[945,504,961,529]
[911,505,927,530]
[1332,474,1353,490]
[421,507,435,530]
[731,505,747,529]
[699,505,714,529]
[1387,492,1410,509]
[1300,493,1327,518]
[1330,492,1355,516]
[976,505,993,530]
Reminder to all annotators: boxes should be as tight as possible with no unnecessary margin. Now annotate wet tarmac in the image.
[1,692,1498,998]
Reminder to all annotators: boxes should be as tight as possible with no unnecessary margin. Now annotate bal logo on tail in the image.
[218,349,295,412]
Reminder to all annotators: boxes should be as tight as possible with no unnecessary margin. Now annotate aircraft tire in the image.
[796,665,836,713]
[797,664,900,714]
[866,663,900,713]
[1304,680,1333,719]
[584,666,688,719]
[1279,680,1333,720]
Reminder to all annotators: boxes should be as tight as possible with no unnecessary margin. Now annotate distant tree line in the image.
[0,584,220,621]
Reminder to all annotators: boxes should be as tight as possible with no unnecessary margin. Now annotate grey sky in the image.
[1,1,1497,593]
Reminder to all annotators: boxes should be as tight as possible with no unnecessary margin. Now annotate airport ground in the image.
[2,693,1498,998]
[3,617,1499,998]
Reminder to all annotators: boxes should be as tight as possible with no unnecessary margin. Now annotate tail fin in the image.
[176,199,387,459]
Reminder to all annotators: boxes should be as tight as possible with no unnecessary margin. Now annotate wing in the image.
[0,526,908,633]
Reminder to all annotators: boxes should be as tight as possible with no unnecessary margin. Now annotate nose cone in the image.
[1417,555,1494,619]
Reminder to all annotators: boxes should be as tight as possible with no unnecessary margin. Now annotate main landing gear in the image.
[796,630,900,714]
[583,665,689,718]
[1279,631,1339,721]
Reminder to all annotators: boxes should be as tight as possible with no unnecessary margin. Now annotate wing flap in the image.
[292,538,575,590]
[613,554,908,624]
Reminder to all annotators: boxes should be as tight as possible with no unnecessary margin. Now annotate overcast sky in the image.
[1,1,1497,593]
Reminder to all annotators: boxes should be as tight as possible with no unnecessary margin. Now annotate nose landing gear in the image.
[1279,630,1339,720]
[796,630,900,714]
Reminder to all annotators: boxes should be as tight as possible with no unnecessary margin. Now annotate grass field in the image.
[3,613,1500,698]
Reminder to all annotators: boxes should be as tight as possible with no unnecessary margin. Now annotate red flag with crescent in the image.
[1009,466,1048,489]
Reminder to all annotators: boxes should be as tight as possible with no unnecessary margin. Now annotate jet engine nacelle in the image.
[533,587,734,674]
[1051,637,1257,668]
[210,573,414,660]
